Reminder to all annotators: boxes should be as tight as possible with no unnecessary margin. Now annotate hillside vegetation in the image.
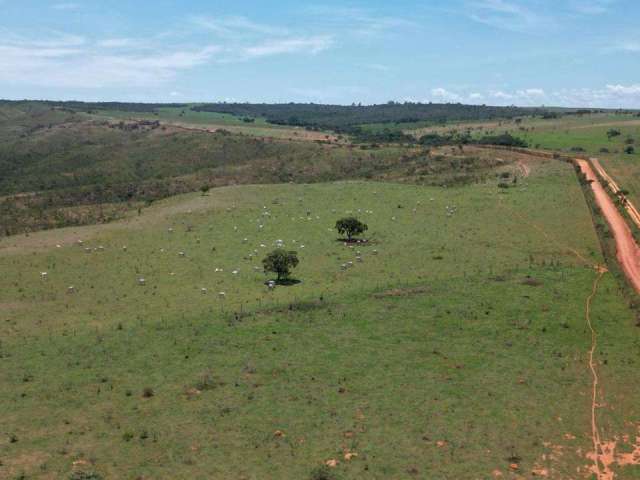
[0,101,534,237]
[191,102,546,131]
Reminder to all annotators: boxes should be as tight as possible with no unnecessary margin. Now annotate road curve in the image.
[576,159,640,293]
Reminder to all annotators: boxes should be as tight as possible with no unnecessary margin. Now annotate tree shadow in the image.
[335,238,371,245]
[264,278,301,286]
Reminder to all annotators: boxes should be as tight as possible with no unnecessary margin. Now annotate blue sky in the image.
[1,0,639,106]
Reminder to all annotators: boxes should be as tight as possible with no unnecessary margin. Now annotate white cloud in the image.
[289,85,368,103]
[606,84,640,95]
[615,41,640,53]
[360,63,390,72]
[302,6,416,39]
[465,0,554,33]
[191,15,288,39]
[98,38,134,48]
[0,35,221,88]
[431,88,462,102]
[569,0,616,15]
[52,3,80,10]
[0,13,336,90]
[243,36,333,58]
[491,90,514,100]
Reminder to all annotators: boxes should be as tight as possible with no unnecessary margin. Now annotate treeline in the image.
[418,132,528,148]
[346,128,528,148]
[0,100,188,113]
[191,102,546,131]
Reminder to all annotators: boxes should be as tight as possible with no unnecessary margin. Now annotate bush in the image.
[607,129,621,139]
[477,133,528,148]
[69,472,103,480]
[625,146,635,155]
[309,466,336,480]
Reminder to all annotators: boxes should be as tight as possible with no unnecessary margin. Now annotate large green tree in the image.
[262,249,299,281]
[335,217,368,240]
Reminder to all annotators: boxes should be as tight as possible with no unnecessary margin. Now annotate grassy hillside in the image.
[2,155,640,479]
[0,102,390,235]
[2,101,542,237]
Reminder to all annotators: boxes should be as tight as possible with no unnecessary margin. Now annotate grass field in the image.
[403,112,640,211]
[2,155,640,479]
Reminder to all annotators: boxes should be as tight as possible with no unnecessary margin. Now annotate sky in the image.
[1,0,640,107]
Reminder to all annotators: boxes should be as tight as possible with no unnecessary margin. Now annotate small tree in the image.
[262,249,299,281]
[335,217,368,241]
[200,185,210,196]
[625,146,635,155]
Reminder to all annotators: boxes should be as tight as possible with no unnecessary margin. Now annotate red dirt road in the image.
[590,158,640,230]
[576,159,640,293]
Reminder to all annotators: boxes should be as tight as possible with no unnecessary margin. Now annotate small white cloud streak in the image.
[52,3,80,10]
[431,87,462,102]
[242,36,333,58]
[464,0,554,33]
[569,0,616,15]
[191,15,289,38]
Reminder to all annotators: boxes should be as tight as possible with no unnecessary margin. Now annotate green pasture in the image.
[1,160,640,479]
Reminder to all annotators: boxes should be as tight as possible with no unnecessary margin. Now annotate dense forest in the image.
[191,102,547,131]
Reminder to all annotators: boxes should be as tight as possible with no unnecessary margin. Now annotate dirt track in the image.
[576,159,640,293]
[590,158,640,230]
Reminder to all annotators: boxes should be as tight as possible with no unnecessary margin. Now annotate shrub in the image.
[309,466,336,480]
[477,133,528,148]
[142,387,154,398]
[69,471,103,480]
[607,129,621,140]
[625,146,635,155]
